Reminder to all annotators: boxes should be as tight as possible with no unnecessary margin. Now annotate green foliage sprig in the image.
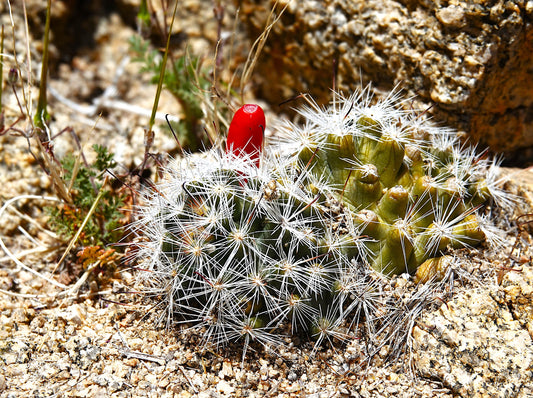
[47,145,127,247]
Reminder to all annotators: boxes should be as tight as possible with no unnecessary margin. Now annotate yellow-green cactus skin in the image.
[279,88,509,275]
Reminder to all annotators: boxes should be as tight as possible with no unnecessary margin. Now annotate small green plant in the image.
[136,0,151,35]
[47,145,128,247]
[129,35,211,151]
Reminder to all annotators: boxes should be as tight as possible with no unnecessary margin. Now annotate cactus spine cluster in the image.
[281,89,501,276]
[134,87,510,352]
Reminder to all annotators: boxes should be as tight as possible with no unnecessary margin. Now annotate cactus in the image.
[133,89,512,354]
[276,88,512,276]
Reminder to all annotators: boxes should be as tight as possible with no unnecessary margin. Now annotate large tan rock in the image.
[238,0,533,158]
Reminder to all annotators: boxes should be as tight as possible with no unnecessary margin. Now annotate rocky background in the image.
[1,0,533,397]
[237,0,533,163]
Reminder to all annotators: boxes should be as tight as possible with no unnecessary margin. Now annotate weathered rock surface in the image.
[237,0,533,158]
[412,265,533,397]
[500,260,533,340]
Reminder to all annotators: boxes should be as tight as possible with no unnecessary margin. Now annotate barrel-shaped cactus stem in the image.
[134,86,515,357]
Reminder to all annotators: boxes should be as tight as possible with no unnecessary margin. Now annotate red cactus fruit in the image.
[226,104,265,167]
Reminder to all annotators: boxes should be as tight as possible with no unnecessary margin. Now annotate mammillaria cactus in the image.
[133,88,512,354]
[277,88,510,277]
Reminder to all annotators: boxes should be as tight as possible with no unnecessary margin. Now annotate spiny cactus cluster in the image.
[277,88,511,278]
[133,87,511,354]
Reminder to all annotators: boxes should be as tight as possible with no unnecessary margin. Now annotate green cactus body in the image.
[282,93,502,276]
[135,87,511,352]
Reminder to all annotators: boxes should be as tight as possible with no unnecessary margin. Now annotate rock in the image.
[217,380,235,395]
[93,373,125,393]
[237,0,533,159]
[63,336,101,370]
[412,280,533,397]
[56,304,86,325]
[436,5,467,28]
[218,360,234,380]
[499,263,533,340]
